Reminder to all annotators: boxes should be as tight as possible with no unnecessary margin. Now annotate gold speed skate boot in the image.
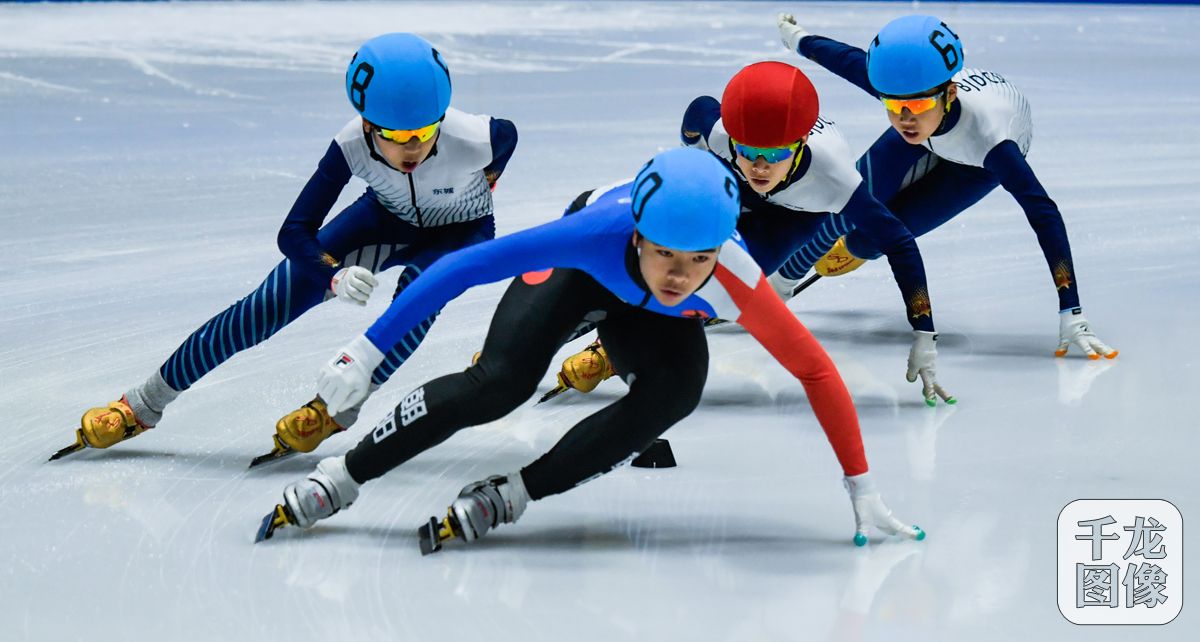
[50,396,151,461]
[249,398,346,468]
[814,237,866,277]
[537,340,616,404]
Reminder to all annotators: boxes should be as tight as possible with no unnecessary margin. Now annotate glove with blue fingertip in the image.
[844,472,925,546]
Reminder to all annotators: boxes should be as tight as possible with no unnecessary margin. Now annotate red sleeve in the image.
[713,266,869,476]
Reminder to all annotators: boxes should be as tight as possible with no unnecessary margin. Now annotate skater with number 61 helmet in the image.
[255,147,925,552]
[52,33,518,463]
[776,13,1117,361]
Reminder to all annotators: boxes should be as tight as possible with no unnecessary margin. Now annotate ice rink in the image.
[2,1,1198,640]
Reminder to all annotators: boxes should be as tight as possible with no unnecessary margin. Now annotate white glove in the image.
[1056,308,1118,360]
[844,472,925,546]
[767,272,801,301]
[317,335,386,415]
[906,331,955,406]
[330,266,378,306]
[777,13,810,53]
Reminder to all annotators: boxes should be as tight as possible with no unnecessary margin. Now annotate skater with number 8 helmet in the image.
[255,148,924,551]
[776,13,1117,361]
[551,61,948,406]
[52,33,518,463]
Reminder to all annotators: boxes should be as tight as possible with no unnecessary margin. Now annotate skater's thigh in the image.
[597,308,708,407]
[885,161,999,237]
[377,215,498,275]
[315,190,399,260]
[516,308,709,500]
[738,208,828,275]
[475,268,615,378]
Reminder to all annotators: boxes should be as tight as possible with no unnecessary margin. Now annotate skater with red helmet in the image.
[551,61,952,406]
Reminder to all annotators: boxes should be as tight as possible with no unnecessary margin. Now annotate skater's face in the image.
[634,235,719,306]
[884,83,957,145]
[363,121,438,173]
[733,137,805,194]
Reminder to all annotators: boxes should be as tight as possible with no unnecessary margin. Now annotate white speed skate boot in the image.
[254,455,360,542]
[418,473,530,555]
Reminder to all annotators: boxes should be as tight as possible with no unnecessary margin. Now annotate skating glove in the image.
[777,13,810,53]
[330,266,378,306]
[843,472,925,546]
[907,331,955,407]
[318,335,385,415]
[1056,308,1118,360]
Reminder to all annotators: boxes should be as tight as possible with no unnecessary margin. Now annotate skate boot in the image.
[418,472,529,555]
[255,455,360,542]
[249,398,347,468]
[50,396,152,461]
[814,237,866,277]
[536,340,616,404]
[51,373,178,461]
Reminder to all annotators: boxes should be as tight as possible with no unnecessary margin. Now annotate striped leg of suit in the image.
[370,264,438,386]
[777,214,855,280]
[158,259,325,392]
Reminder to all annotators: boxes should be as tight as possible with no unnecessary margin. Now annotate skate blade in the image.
[535,383,570,405]
[791,273,822,297]
[417,515,459,556]
[247,436,297,469]
[254,504,295,543]
[48,429,88,462]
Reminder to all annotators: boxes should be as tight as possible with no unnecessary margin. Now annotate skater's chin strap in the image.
[623,240,652,308]
[932,97,962,137]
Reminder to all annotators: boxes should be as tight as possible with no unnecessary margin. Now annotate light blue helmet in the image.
[345,33,452,130]
[867,15,964,97]
[630,148,740,251]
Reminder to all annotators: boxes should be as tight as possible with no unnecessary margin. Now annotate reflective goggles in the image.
[731,139,803,164]
[880,92,943,115]
[374,120,441,144]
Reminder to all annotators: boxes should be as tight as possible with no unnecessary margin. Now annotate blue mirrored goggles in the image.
[732,139,803,164]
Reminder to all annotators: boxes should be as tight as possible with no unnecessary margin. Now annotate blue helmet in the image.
[867,15,964,97]
[345,33,452,130]
[630,148,740,251]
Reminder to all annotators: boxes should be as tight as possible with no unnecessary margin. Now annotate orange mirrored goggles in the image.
[880,93,942,115]
[375,120,441,143]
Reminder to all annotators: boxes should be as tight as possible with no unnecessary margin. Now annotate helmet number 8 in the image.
[928,22,960,71]
[349,61,375,112]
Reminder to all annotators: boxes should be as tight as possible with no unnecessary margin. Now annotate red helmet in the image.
[721,61,819,147]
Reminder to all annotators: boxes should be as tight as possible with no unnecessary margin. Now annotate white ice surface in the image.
[1,2,1198,640]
